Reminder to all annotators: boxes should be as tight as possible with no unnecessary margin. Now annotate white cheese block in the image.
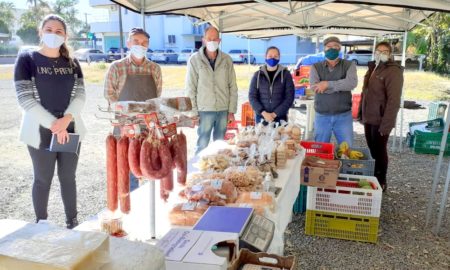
[0,222,109,270]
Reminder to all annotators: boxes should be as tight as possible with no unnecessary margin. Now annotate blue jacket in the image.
[249,65,295,118]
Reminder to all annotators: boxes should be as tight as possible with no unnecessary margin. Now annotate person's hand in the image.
[228,113,235,123]
[312,81,328,94]
[261,111,274,122]
[56,130,69,144]
[50,114,72,134]
[270,112,277,120]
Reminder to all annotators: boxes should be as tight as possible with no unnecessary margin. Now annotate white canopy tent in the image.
[110,0,450,235]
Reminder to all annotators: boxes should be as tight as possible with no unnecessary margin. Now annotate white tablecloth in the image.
[78,149,305,255]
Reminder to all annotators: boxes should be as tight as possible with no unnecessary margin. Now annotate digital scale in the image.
[193,206,275,252]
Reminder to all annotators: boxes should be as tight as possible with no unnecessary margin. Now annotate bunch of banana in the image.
[337,142,350,159]
[337,142,364,160]
[349,150,364,160]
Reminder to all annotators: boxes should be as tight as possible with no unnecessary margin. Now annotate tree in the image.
[412,12,450,75]
[53,0,82,36]
[0,2,15,34]
[17,24,39,44]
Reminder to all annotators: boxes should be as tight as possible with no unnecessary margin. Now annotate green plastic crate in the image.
[408,118,445,148]
[413,130,450,156]
[293,185,308,214]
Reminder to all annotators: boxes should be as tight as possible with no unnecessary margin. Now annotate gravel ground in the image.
[0,79,449,269]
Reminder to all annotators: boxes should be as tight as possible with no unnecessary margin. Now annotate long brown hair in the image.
[40,14,76,68]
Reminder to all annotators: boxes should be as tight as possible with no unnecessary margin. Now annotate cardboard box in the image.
[228,249,296,270]
[156,228,239,270]
[301,157,340,188]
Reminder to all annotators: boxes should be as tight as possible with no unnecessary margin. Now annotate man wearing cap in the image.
[185,26,238,154]
[104,27,162,190]
[309,36,357,146]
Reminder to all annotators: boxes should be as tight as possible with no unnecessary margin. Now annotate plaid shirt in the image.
[104,56,162,103]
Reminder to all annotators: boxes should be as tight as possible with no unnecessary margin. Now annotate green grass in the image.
[2,62,449,101]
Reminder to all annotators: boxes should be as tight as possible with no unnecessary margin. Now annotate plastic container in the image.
[295,87,306,98]
[305,209,379,243]
[241,102,255,127]
[99,210,123,235]
[351,93,361,119]
[293,184,308,214]
[224,121,240,140]
[427,101,447,120]
[306,174,382,217]
[300,141,335,160]
[408,118,445,147]
[336,147,375,176]
[413,130,450,156]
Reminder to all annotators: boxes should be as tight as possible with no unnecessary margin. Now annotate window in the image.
[168,35,176,44]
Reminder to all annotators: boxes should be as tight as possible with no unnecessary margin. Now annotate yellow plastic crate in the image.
[305,210,379,243]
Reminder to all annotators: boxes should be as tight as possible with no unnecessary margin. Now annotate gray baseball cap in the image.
[323,36,341,46]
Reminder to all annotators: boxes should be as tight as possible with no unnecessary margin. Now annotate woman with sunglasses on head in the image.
[249,46,295,125]
[360,41,404,192]
[14,14,86,228]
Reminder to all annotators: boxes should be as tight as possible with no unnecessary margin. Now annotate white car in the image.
[228,49,256,64]
[74,48,108,62]
[177,48,198,64]
[150,49,178,64]
[18,45,39,55]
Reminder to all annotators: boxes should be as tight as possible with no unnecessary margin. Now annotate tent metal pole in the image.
[435,158,450,234]
[316,36,320,53]
[398,30,407,152]
[141,0,145,30]
[219,12,223,51]
[118,5,125,59]
[371,36,377,60]
[426,103,450,226]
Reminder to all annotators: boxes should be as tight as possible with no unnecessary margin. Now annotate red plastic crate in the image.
[224,121,240,140]
[300,141,335,160]
[241,102,255,126]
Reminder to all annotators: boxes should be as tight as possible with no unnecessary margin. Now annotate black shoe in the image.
[66,217,79,229]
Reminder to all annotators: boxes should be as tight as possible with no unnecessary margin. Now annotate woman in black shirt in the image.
[14,14,86,228]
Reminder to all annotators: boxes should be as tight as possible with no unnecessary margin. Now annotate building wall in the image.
[89,2,318,64]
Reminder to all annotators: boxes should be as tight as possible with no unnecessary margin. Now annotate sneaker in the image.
[66,218,79,229]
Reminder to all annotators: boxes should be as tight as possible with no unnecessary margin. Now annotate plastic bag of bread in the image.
[169,202,209,226]
[224,166,263,192]
[115,100,159,113]
[233,192,276,215]
[179,182,232,204]
[303,156,340,169]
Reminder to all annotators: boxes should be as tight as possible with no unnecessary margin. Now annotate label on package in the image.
[250,192,262,200]
[211,179,223,189]
[181,202,197,211]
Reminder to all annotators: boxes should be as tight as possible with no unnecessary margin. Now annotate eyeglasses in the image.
[375,50,390,55]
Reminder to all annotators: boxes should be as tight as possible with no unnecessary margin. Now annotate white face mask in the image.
[42,33,65,49]
[130,45,147,59]
[374,52,389,65]
[206,41,219,52]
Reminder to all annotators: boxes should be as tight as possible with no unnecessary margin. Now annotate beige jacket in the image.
[185,47,238,115]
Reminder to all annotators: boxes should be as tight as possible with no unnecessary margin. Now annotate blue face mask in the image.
[325,48,339,60]
[265,58,279,67]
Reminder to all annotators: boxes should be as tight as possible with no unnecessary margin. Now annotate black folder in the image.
[49,133,80,153]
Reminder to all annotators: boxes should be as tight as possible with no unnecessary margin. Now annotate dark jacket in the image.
[360,60,404,134]
[248,65,295,119]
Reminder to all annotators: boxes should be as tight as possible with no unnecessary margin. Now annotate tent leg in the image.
[426,103,450,227]
[435,162,450,235]
[141,0,145,29]
[398,30,408,152]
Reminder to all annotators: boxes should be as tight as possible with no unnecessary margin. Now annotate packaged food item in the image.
[180,179,237,204]
[234,192,275,215]
[197,154,230,172]
[224,166,263,192]
[169,202,209,226]
[99,210,124,236]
